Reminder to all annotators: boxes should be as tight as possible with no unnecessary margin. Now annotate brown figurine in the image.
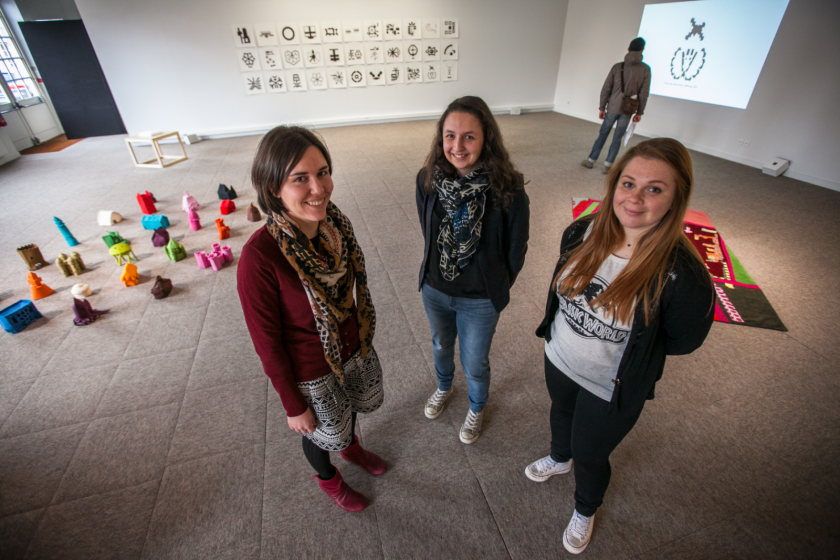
[247,203,262,222]
[17,244,48,271]
[151,276,173,299]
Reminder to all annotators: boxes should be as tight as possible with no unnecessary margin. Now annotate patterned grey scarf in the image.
[433,167,491,281]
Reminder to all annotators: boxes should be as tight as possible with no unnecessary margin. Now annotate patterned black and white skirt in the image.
[297,347,384,451]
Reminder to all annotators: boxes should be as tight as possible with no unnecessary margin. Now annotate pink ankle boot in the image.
[340,435,387,476]
[314,467,368,512]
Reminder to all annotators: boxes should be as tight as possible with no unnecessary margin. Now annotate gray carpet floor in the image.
[0,113,838,559]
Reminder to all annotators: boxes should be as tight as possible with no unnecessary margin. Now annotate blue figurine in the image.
[53,217,79,246]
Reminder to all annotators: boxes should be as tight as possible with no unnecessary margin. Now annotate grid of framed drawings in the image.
[233,19,459,94]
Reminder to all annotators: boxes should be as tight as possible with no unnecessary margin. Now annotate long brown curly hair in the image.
[421,96,524,208]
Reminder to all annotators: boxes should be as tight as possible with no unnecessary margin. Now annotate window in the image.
[0,12,41,110]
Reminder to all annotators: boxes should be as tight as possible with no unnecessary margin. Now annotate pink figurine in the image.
[211,243,221,253]
[182,191,201,212]
[207,252,224,271]
[221,246,234,263]
[195,251,209,268]
[188,209,201,231]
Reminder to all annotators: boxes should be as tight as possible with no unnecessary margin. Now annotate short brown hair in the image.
[251,126,332,216]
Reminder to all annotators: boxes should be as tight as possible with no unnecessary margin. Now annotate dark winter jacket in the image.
[536,215,715,413]
[416,170,530,313]
[600,51,652,116]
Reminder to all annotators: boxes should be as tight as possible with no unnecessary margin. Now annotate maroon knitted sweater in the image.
[237,226,360,417]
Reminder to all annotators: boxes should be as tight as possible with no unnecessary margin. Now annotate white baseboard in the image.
[182,104,555,141]
[554,109,839,193]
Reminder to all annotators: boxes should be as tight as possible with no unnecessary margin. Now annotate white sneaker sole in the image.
[459,431,480,444]
[524,460,573,482]
[563,532,589,555]
[425,404,446,420]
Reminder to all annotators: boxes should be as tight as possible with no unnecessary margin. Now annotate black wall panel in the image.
[19,20,126,139]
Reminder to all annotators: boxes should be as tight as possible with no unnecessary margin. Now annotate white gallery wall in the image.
[553,0,840,191]
[73,0,568,138]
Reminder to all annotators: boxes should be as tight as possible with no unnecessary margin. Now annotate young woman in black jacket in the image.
[416,96,529,444]
[527,138,715,554]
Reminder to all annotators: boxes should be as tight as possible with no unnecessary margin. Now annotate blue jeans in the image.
[588,112,632,165]
[421,284,500,413]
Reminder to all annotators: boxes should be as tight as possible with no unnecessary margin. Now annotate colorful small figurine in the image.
[120,262,139,287]
[109,242,137,265]
[137,192,156,214]
[217,184,237,200]
[188,208,201,231]
[195,251,209,269]
[246,203,262,222]
[182,191,201,212]
[55,253,71,277]
[220,199,236,215]
[141,214,170,230]
[151,276,173,299]
[17,244,48,271]
[27,272,54,300]
[97,211,123,226]
[53,217,79,246]
[71,283,92,298]
[0,300,43,334]
[152,227,170,247]
[102,231,126,248]
[68,252,86,275]
[216,218,230,240]
[165,239,187,262]
[146,190,157,203]
[72,297,108,325]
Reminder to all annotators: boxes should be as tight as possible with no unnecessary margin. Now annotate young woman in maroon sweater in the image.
[238,126,386,512]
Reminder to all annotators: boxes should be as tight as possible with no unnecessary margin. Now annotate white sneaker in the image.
[459,410,483,444]
[563,510,595,554]
[424,388,453,419]
[524,455,573,482]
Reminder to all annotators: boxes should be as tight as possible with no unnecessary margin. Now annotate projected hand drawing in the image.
[233,17,459,94]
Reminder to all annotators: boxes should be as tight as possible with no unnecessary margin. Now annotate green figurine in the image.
[164,239,186,262]
[102,231,126,248]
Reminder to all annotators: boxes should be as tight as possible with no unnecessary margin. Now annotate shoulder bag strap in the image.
[620,62,625,95]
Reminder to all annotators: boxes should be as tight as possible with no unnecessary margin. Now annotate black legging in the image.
[302,412,356,480]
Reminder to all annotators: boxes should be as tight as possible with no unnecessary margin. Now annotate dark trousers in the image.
[545,354,644,517]
[302,412,356,480]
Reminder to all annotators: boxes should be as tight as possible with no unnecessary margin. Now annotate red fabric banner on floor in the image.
[571,198,786,331]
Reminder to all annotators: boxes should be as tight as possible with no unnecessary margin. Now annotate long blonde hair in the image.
[557,138,704,325]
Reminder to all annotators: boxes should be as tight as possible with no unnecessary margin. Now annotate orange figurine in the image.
[27,272,54,299]
[215,218,230,240]
[120,263,139,287]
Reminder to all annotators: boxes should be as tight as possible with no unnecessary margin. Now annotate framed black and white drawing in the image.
[442,18,459,38]
[385,63,404,85]
[403,40,422,62]
[442,61,458,82]
[238,49,261,72]
[342,20,362,42]
[344,44,365,66]
[422,41,441,62]
[279,24,299,45]
[259,47,281,70]
[306,69,328,90]
[303,46,325,67]
[233,25,257,47]
[422,19,440,38]
[424,63,441,82]
[405,64,423,84]
[324,46,345,67]
[281,46,304,69]
[264,72,287,93]
[363,20,382,41]
[442,41,458,60]
[327,69,348,88]
[255,23,278,46]
[385,43,403,63]
[299,23,321,44]
[242,72,265,95]
[383,20,402,41]
[404,19,422,39]
[364,43,383,64]
[321,21,342,43]
[367,64,386,86]
[286,70,308,91]
[348,68,367,87]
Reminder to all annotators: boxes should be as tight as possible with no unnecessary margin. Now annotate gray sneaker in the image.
[459,410,484,444]
[525,455,573,482]
[563,510,595,554]
[424,388,453,419]
[581,159,594,169]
